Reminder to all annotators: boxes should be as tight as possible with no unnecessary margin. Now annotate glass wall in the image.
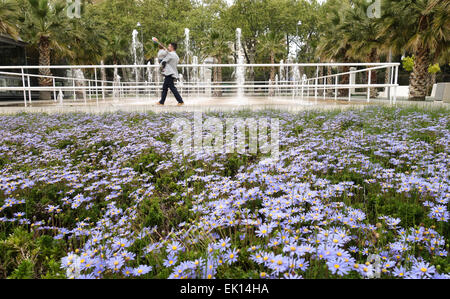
[0,36,28,100]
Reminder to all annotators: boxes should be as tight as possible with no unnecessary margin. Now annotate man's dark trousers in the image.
[159,75,184,104]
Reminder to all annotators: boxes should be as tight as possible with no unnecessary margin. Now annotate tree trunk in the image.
[270,53,275,82]
[269,53,275,96]
[369,48,379,98]
[213,56,223,97]
[385,49,392,86]
[426,68,436,96]
[318,66,323,96]
[213,60,218,96]
[244,41,256,94]
[38,36,52,87]
[217,56,223,97]
[326,66,333,96]
[339,57,350,97]
[430,72,436,95]
[409,46,430,101]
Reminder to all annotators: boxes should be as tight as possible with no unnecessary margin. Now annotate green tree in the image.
[104,34,128,65]
[317,0,352,97]
[0,0,18,38]
[257,31,285,83]
[68,2,107,65]
[295,0,323,63]
[203,30,231,96]
[381,0,450,100]
[21,0,72,87]
[340,0,387,98]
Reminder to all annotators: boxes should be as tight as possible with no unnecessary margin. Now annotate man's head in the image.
[168,43,177,52]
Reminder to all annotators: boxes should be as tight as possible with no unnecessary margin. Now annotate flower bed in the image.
[0,106,448,279]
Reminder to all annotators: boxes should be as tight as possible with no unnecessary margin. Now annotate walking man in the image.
[157,42,184,106]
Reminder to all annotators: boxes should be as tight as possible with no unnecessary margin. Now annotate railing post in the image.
[323,74,326,100]
[367,69,371,102]
[335,75,338,101]
[73,78,76,101]
[84,80,87,104]
[88,80,91,100]
[315,66,318,100]
[59,88,63,105]
[52,77,57,102]
[94,67,99,105]
[394,65,399,104]
[387,65,392,103]
[307,81,310,98]
[27,75,32,104]
[301,78,304,100]
[348,69,351,102]
[391,66,395,104]
[21,68,27,107]
[102,79,105,102]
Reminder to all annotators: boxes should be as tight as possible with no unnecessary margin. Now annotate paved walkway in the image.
[0,96,447,114]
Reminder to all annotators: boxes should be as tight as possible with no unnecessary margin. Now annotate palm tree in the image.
[21,0,72,88]
[340,0,387,98]
[104,34,128,65]
[380,0,450,100]
[0,0,19,38]
[203,30,231,97]
[257,31,286,88]
[317,0,352,97]
[68,6,107,66]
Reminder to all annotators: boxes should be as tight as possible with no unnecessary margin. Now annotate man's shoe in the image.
[177,103,185,106]
[156,102,164,106]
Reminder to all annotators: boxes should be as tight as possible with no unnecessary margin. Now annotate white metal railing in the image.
[0,63,400,107]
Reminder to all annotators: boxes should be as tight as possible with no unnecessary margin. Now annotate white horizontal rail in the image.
[305,65,394,82]
[0,84,399,91]
[0,62,400,70]
[0,70,112,84]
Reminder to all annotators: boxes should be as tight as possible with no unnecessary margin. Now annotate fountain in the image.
[235,28,245,98]
[192,56,199,96]
[302,74,307,99]
[275,74,279,96]
[184,28,191,64]
[57,88,64,105]
[113,67,121,101]
[100,60,107,101]
[279,59,285,91]
[183,28,191,86]
[146,61,153,99]
[293,65,301,96]
[178,74,184,96]
[72,68,87,102]
[203,57,213,97]
[131,29,144,84]
[154,58,160,97]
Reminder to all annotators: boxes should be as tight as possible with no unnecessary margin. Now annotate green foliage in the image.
[140,198,164,227]
[428,63,441,74]
[0,0,19,38]
[0,228,65,279]
[223,153,247,178]
[402,56,415,72]
[8,259,34,279]
[0,156,6,168]
[56,139,75,149]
